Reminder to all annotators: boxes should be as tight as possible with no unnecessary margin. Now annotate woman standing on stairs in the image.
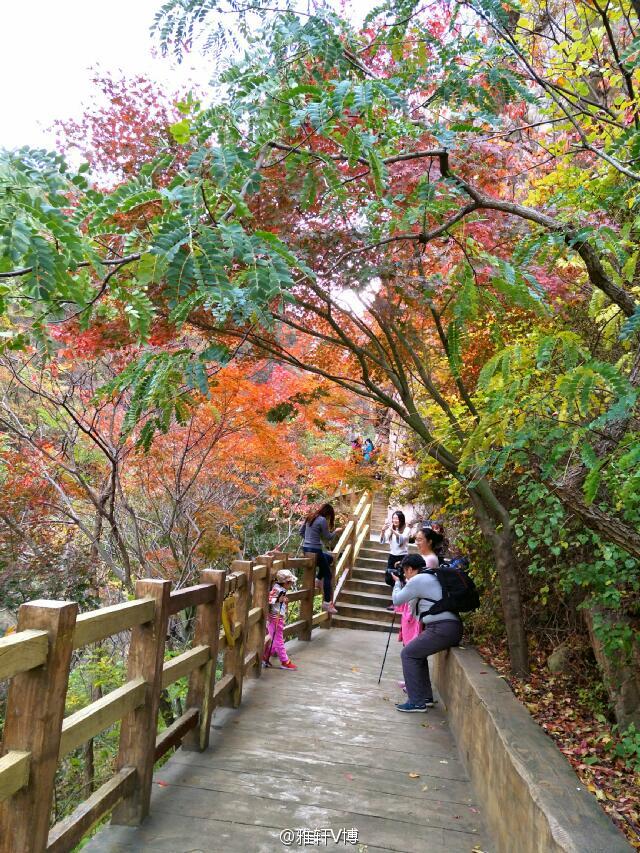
[300,503,342,615]
[380,510,410,588]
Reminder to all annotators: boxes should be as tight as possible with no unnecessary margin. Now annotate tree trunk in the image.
[583,606,640,729]
[83,740,95,796]
[468,485,530,677]
[83,681,102,795]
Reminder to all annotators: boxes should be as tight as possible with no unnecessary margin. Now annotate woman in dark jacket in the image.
[300,503,341,614]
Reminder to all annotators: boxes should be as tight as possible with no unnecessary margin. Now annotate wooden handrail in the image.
[331,519,354,556]
[0,630,48,681]
[161,646,210,689]
[0,547,331,852]
[73,599,155,649]
[168,583,216,615]
[0,752,30,804]
[59,678,147,759]
[46,767,137,853]
[332,491,373,608]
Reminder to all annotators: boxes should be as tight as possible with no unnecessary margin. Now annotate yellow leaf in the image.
[408,772,420,779]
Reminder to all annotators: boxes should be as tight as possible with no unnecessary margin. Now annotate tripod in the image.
[377,610,398,684]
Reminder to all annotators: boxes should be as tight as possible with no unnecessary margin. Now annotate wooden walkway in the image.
[85,630,492,853]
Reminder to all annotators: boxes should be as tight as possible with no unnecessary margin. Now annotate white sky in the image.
[0,0,212,150]
[1,0,370,153]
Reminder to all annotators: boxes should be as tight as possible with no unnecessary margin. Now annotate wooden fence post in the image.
[111,579,170,826]
[300,556,315,641]
[225,560,252,708]
[0,600,77,853]
[182,569,225,752]
[252,555,274,674]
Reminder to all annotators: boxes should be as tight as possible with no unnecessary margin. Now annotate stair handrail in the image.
[332,491,372,605]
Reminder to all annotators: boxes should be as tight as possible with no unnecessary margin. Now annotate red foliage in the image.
[55,71,193,182]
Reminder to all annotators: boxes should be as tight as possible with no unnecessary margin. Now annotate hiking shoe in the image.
[424,699,436,708]
[395,701,428,713]
[322,602,338,614]
[281,660,297,670]
[385,604,395,612]
[262,659,272,668]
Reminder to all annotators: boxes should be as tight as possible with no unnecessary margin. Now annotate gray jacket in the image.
[300,516,333,549]
[392,572,460,625]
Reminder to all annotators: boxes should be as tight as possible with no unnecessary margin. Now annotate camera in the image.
[393,560,405,584]
[384,558,404,587]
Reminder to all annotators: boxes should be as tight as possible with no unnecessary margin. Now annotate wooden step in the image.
[344,578,392,595]
[351,567,386,582]
[334,602,395,623]
[355,556,389,570]
[331,614,399,633]
[340,589,393,609]
[360,544,389,557]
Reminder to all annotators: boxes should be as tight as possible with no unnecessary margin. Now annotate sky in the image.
[1,0,370,153]
[0,0,212,151]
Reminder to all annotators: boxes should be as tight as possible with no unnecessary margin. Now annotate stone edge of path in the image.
[432,646,631,853]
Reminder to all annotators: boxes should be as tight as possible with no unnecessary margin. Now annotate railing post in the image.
[247,557,270,679]
[253,555,274,672]
[227,560,253,708]
[183,569,225,752]
[0,600,77,853]
[299,556,315,641]
[111,579,171,826]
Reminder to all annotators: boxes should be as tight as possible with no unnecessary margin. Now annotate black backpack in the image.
[421,556,480,616]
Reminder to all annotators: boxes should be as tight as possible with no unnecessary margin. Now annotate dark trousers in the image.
[401,619,463,704]
[385,553,404,587]
[303,547,333,602]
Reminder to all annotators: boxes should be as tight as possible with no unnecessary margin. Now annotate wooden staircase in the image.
[333,496,399,633]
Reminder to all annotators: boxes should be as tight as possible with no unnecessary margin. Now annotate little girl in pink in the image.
[263,569,298,670]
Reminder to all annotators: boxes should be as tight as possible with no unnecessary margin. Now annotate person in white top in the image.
[380,511,410,586]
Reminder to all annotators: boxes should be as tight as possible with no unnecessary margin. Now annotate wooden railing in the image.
[332,491,373,604]
[0,552,321,853]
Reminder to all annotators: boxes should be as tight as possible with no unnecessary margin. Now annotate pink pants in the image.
[265,616,288,662]
[397,602,421,646]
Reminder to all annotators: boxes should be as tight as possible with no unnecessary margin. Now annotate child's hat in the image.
[276,569,296,584]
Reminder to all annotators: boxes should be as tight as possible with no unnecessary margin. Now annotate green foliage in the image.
[606,723,640,773]
[512,477,639,659]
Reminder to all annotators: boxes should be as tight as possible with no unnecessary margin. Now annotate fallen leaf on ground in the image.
[157,781,168,787]
[408,772,420,778]
[439,759,449,764]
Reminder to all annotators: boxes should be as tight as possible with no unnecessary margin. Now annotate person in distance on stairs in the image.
[300,503,342,615]
[263,569,298,670]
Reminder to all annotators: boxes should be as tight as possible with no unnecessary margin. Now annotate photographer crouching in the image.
[391,531,463,713]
